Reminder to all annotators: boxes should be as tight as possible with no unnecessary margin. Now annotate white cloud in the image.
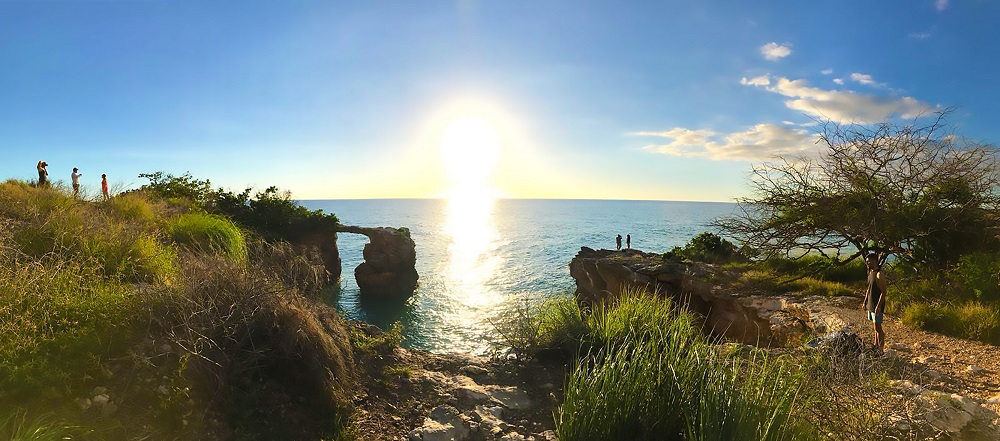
[740,76,771,87]
[742,75,935,123]
[850,73,876,85]
[936,0,948,11]
[637,124,820,161]
[821,69,834,75]
[760,42,792,61]
[833,78,844,85]
[909,31,931,40]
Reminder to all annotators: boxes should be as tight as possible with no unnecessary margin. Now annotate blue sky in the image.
[1,0,996,202]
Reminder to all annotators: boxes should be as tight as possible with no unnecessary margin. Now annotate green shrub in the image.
[954,252,1000,301]
[168,213,247,262]
[954,302,1000,343]
[670,232,744,264]
[763,255,866,284]
[106,192,157,223]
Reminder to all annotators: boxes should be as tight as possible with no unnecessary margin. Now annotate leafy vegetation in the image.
[0,178,353,440]
[668,232,744,264]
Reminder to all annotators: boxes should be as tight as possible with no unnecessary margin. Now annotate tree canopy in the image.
[715,110,1000,270]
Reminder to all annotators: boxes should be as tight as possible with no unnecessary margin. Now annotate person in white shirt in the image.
[71,168,83,198]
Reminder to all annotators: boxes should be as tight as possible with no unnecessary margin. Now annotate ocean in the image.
[300,199,738,354]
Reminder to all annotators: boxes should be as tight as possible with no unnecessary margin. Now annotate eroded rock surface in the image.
[569,247,852,346]
[340,226,419,299]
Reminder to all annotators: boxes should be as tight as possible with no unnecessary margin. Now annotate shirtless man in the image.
[862,253,888,351]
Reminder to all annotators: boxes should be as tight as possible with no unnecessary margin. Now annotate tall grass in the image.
[0,249,137,400]
[0,410,78,441]
[167,213,247,262]
[547,290,817,441]
[901,300,1000,344]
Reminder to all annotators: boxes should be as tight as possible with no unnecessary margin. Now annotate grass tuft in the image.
[167,213,247,262]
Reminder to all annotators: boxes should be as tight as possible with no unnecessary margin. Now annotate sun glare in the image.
[439,116,500,193]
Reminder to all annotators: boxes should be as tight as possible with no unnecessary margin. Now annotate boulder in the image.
[341,226,419,299]
[409,405,470,441]
[568,247,850,346]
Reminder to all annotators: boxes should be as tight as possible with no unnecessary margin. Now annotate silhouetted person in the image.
[36,161,48,187]
[71,168,82,198]
[862,253,887,352]
[626,234,631,249]
[616,234,622,251]
[101,174,110,201]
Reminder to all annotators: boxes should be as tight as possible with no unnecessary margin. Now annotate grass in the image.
[551,290,816,441]
[167,212,247,262]
[0,410,79,441]
[901,300,1000,344]
[737,269,855,297]
[0,250,138,401]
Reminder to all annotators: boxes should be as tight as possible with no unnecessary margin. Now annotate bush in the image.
[763,255,866,284]
[168,213,247,262]
[670,232,744,264]
[954,252,1000,301]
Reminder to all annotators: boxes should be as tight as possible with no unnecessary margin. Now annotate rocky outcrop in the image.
[339,226,419,299]
[568,247,851,347]
[289,229,342,282]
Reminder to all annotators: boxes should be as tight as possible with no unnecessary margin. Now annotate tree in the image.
[715,110,1000,271]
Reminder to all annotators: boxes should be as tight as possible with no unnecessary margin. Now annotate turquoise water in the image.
[301,199,737,354]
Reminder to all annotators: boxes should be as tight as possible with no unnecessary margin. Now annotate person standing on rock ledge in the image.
[626,234,631,249]
[862,253,888,352]
[616,234,622,251]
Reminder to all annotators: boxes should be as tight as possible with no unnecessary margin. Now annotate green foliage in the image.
[0,410,79,441]
[168,213,247,262]
[137,171,213,205]
[901,301,1000,344]
[669,232,744,264]
[553,290,816,441]
[105,192,157,224]
[954,252,1000,301]
[0,253,138,400]
[762,255,866,284]
[213,186,339,240]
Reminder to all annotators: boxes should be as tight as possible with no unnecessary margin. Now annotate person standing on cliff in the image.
[36,161,49,187]
[626,234,631,249]
[616,234,622,251]
[101,174,110,201]
[71,168,83,198]
[861,253,887,352]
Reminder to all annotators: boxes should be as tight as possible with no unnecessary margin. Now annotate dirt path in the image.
[824,304,1000,401]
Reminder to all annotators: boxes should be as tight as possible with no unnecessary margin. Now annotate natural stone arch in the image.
[336,225,418,299]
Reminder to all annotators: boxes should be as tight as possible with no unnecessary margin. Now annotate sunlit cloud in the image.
[743,75,934,123]
[759,42,792,61]
[832,78,845,85]
[849,72,885,88]
[740,75,771,87]
[821,69,834,75]
[635,124,819,161]
[935,0,949,12]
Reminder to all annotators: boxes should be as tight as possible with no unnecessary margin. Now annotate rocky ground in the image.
[351,345,565,441]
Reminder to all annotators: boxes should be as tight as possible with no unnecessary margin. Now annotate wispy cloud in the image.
[849,72,884,87]
[833,78,844,85]
[759,42,792,61]
[935,0,949,11]
[821,69,834,75]
[740,76,771,87]
[909,31,931,40]
[742,75,935,123]
[634,124,819,161]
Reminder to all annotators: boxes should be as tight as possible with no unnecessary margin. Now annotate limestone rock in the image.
[409,405,470,441]
[914,355,939,364]
[346,226,418,299]
[568,247,850,347]
[487,386,532,410]
[966,365,986,376]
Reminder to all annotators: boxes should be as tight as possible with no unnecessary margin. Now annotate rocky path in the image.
[351,347,564,441]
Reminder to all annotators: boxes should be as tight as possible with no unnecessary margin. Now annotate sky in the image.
[1,0,998,202]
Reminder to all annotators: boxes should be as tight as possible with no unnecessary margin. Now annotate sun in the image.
[439,116,501,191]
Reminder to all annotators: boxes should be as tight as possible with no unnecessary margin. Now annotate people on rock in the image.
[616,234,622,251]
[626,234,631,249]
